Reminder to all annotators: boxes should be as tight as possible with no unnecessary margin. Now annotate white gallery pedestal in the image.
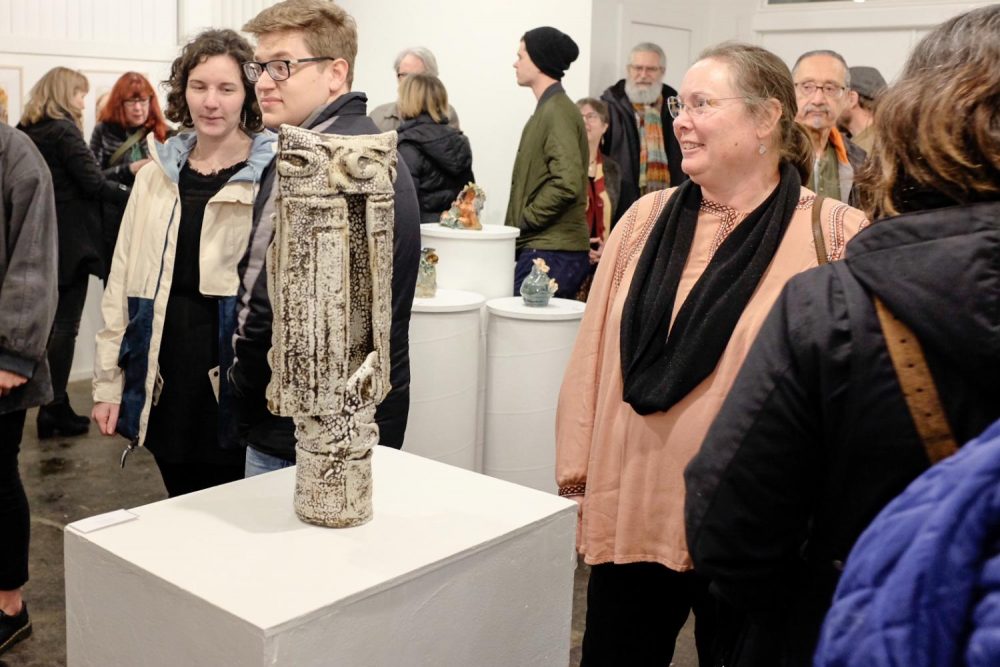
[406,288,485,470]
[64,448,577,667]
[483,297,586,493]
[420,223,520,300]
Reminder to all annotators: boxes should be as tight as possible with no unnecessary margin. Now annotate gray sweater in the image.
[0,122,58,414]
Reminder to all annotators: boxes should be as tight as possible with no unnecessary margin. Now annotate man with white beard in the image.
[792,50,866,205]
[599,42,685,221]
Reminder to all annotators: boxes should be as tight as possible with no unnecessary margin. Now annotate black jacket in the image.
[90,122,150,272]
[0,123,58,414]
[17,117,127,284]
[599,80,686,221]
[397,113,474,223]
[230,92,421,460]
[685,201,1000,666]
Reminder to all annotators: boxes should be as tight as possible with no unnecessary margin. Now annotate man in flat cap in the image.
[600,42,686,221]
[505,26,590,299]
[838,65,887,155]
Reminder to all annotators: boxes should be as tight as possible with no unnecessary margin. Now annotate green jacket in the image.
[504,84,589,251]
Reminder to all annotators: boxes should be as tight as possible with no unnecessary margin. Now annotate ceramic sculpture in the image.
[268,125,396,528]
[520,257,558,307]
[439,182,485,230]
[415,247,439,298]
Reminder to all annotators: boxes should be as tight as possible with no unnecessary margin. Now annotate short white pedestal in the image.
[406,288,485,470]
[65,448,577,667]
[483,297,586,493]
[420,223,520,300]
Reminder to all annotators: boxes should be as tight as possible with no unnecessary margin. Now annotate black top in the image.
[684,200,1000,666]
[143,160,246,465]
[397,113,474,223]
[17,117,128,283]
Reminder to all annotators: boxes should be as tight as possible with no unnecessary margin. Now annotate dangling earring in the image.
[240,108,248,131]
[758,143,767,155]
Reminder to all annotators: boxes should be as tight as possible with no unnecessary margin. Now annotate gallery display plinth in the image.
[419,223,519,300]
[406,288,485,470]
[483,297,586,493]
[64,447,577,667]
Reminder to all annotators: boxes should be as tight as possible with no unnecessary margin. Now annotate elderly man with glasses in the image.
[792,49,867,205]
[599,42,686,221]
[368,47,460,132]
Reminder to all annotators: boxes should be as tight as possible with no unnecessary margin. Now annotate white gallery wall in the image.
[0,0,986,382]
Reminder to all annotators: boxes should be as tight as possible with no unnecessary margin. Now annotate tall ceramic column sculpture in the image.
[268,125,396,528]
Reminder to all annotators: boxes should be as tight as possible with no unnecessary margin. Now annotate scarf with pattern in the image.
[634,97,670,194]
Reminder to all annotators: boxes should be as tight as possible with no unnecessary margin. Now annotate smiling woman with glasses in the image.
[556,41,869,667]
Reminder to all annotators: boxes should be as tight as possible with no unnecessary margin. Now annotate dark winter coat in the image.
[599,79,686,222]
[0,123,58,414]
[684,201,1000,667]
[397,113,474,223]
[90,122,150,273]
[815,417,1000,667]
[17,117,128,284]
[230,92,420,460]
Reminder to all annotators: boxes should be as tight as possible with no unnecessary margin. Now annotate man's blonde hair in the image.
[243,0,357,86]
[21,67,88,130]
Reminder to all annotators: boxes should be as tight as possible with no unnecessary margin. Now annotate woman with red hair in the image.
[89,72,170,273]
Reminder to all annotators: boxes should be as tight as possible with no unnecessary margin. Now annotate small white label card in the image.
[70,509,139,534]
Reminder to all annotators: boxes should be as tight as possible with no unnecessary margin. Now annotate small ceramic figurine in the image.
[520,257,559,307]
[415,247,439,298]
[439,182,486,230]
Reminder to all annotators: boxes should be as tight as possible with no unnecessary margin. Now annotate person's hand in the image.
[0,370,27,397]
[92,402,120,436]
[129,158,152,174]
[570,494,584,553]
[588,237,604,265]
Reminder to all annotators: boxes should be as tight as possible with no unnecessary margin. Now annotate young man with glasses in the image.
[792,49,867,204]
[232,0,420,477]
[599,42,686,221]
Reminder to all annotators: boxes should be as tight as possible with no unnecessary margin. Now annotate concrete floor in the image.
[2,379,696,667]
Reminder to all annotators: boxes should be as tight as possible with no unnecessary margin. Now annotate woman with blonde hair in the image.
[17,67,128,438]
[555,42,869,664]
[396,73,473,223]
[89,72,170,273]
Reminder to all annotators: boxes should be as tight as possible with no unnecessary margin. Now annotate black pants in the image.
[152,455,245,498]
[581,562,717,667]
[45,278,89,406]
[0,410,29,590]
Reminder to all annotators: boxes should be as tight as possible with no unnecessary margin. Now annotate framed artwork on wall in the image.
[0,65,23,124]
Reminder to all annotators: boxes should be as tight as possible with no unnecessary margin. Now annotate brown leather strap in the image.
[873,297,958,464]
[812,195,828,265]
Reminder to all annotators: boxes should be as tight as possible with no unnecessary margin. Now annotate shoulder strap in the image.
[108,128,147,167]
[812,194,828,265]
[873,296,958,463]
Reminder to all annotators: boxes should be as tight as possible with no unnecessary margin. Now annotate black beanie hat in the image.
[522,27,579,80]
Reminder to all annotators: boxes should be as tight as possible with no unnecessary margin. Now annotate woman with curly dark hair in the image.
[89,72,170,273]
[92,29,274,497]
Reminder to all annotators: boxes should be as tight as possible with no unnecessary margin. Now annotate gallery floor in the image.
[3,380,696,667]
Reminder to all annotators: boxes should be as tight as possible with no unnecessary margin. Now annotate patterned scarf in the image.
[586,154,611,242]
[634,97,670,194]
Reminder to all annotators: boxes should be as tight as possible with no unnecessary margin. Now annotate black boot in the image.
[37,402,89,439]
[0,602,31,656]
